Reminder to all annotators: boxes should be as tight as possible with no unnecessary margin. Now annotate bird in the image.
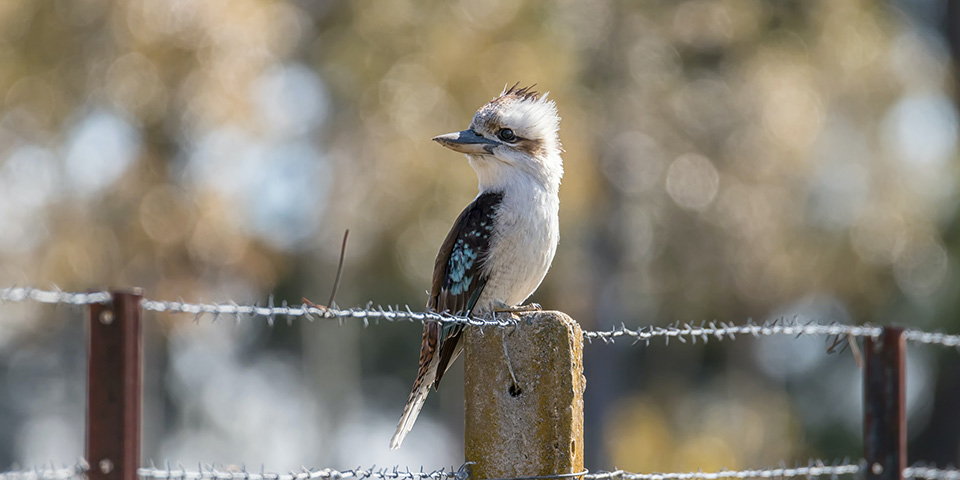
[390,83,564,449]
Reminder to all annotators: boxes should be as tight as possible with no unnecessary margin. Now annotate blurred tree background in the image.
[0,0,958,473]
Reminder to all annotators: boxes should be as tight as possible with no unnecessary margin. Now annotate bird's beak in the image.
[432,130,498,155]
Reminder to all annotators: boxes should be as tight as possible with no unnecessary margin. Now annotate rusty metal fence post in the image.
[87,289,143,480]
[463,311,585,480]
[864,326,906,480]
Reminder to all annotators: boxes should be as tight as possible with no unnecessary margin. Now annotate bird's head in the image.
[433,84,563,191]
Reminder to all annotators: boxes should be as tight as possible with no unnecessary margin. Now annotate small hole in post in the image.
[509,383,522,397]
[99,459,113,474]
[100,310,114,325]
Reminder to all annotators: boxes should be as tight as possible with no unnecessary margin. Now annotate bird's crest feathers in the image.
[501,82,541,101]
[477,82,560,149]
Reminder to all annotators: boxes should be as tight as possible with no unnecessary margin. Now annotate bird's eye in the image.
[498,128,517,142]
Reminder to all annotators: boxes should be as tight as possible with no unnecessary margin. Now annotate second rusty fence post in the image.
[87,289,143,480]
[864,326,906,480]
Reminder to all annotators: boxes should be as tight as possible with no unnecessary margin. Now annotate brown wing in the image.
[428,191,503,388]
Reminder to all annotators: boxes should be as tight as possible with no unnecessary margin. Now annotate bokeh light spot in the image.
[63,110,141,197]
[665,153,720,211]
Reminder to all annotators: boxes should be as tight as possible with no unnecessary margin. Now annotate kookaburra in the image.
[390,84,563,449]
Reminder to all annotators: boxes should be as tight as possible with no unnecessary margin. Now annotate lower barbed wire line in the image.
[583,463,864,480]
[3,286,960,348]
[135,466,464,480]
[3,461,960,480]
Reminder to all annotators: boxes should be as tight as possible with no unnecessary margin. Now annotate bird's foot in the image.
[493,301,542,314]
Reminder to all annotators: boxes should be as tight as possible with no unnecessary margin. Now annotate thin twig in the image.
[328,229,349,308]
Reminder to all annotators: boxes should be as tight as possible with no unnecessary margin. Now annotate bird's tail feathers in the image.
[390,358,438,449]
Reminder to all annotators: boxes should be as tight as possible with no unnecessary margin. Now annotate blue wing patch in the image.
[447,233,484,294]
[432,192,502,315]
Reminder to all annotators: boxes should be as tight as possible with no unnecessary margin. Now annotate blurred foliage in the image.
[0,0,957,474]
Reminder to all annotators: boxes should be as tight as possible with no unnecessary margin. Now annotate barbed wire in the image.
[0,461,88,480]
[2,287,959,349]
[904,466,960,480]
[0,287,509,327]
[138,298,509,328]
[0,287,111,307]
[136,464,466,480]
[585,461,863,480]
[2,460,960,480]
[901,331,960,349]
[581,322,881,345]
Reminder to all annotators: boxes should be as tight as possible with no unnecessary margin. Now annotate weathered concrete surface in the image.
[464,311,585,480]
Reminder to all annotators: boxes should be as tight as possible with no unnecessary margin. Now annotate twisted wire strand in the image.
[0,461,88,480]
[582,322,882,345]
[585,461,863,480]
[138,298,510,328]
[2,287,959,348]
[901,331,960,349]
[0,287,111,306]
[904,466,960,480]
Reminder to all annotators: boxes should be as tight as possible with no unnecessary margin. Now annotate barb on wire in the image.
[0,461,88,480]
[2,287,960,349]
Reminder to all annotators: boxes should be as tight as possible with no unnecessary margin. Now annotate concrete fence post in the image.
[464,311,585,480]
